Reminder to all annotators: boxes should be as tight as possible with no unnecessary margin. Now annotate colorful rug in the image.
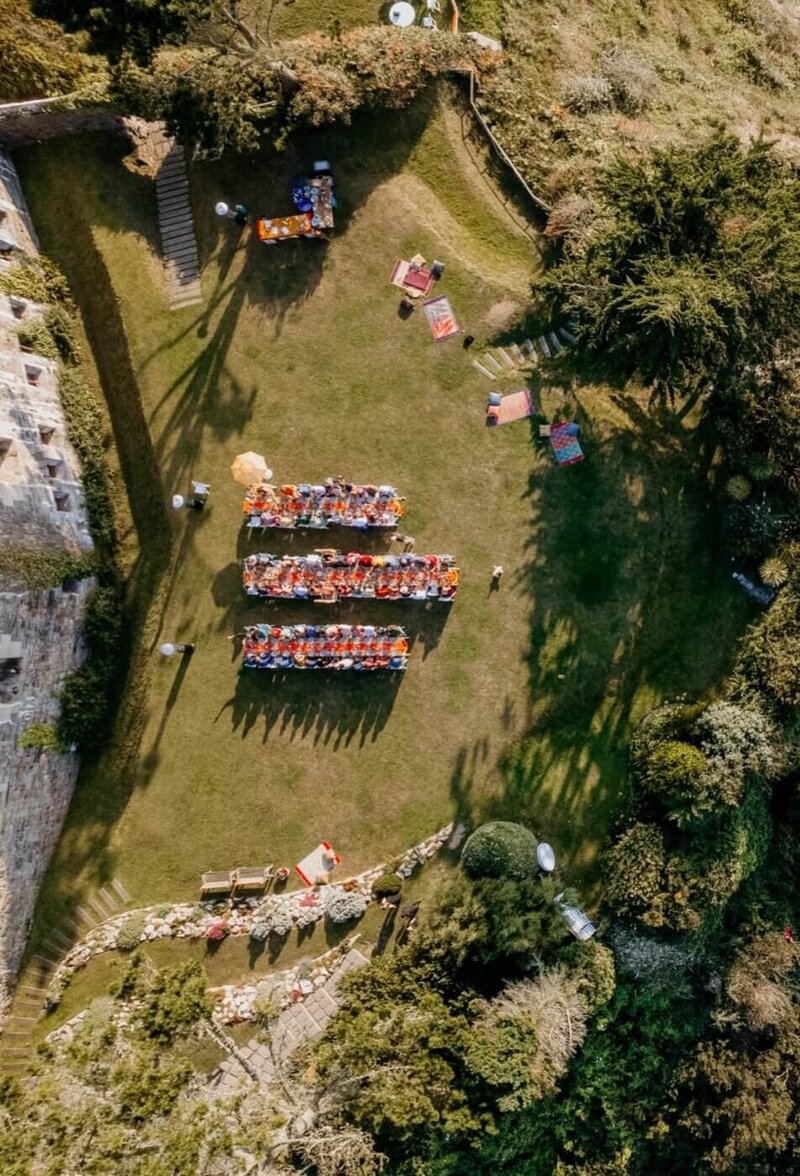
[486,388,534,426]
[550,420,585,466]
[422,294,460,342]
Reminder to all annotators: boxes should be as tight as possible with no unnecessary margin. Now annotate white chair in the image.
[422,14,437,29]
[426,0,441,9]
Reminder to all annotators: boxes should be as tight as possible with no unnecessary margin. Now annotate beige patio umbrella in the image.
[231,451,272,485]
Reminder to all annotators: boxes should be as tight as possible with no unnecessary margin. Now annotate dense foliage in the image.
[33,0,213,65]
[546,135,800,397]
[111,28,481,155]
[0,0,99,101]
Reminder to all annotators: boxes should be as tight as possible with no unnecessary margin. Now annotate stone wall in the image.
[0,105,127,150]
[0,150,92,1014]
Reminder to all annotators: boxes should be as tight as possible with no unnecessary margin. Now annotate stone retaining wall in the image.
[0,151,93,1014]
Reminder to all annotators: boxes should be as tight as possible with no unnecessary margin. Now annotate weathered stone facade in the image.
[0,149,92,1013]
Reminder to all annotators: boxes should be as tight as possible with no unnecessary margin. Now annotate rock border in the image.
[43,823,457,1007]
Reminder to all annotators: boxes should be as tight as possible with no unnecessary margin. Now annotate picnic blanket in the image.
[487,389,534,426]
[295,841,341,887]
[550,420,585,466]
[390,258,435,297]
[422,294,459,342]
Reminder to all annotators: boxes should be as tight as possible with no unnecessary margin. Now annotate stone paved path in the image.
[206,947,370,1094]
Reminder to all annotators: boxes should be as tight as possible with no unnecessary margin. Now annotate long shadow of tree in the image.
[450,371,753,884]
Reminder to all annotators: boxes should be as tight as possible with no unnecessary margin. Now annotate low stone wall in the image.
[0,105,127,148]
[44,823,456,1007]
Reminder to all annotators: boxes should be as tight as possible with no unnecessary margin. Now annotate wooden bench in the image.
[232,865,274,893]
[200,870,232,894]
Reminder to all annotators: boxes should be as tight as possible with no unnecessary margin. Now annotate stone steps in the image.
[152,137,203,310]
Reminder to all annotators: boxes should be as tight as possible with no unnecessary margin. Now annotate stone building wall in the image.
[0,149,93,1011]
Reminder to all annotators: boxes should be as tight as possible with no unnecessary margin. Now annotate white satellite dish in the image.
[537,842,556,872]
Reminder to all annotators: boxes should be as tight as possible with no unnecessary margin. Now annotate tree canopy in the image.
[546,134,800,396]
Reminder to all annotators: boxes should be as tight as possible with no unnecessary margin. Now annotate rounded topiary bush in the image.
[461,821,539,881]
[371,872,403,899]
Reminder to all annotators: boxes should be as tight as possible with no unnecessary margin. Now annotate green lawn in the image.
[16,89,749,967]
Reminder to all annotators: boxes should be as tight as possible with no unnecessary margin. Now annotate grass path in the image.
[15,91,749,966]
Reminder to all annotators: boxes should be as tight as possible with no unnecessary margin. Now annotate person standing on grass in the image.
[492,565,504,581]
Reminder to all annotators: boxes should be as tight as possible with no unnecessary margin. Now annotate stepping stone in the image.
[510,342,526,365]
[483,353,503,373]
[497,347,515,369]
[523,339,537,361]
[449,822,467,849]
[1,1032,31,1042]
[549,331,563,353]
[111,878,132,903]
[75,906,97,927]
[33,953,56,970]
[87,895,109,921]
[98,887,119,913]
[472,360,495,380]
[47,928,74,950]
[559,327,575,344]
[538,335,552,359]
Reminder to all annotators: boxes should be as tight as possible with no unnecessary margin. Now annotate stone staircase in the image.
[0,877,132,1075]
[151,131,203,311]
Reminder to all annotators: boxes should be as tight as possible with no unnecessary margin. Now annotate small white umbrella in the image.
[215,201,230,217]
[231,452,272,485]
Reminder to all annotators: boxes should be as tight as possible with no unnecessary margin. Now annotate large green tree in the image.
[546,134,800,396]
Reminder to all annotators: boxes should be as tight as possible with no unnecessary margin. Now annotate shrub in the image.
[736,589,800,713]
[726,474,751,500]
[16,319,60,361]
[630,702,705,772]
[462,821,539,881]
[325,889,369,924]
[544,193,594,242]
[603,823,666,919]
[57,366,116,550]
[562,940,617,1013]
[599,46,658,114]
[642,741,709,821]
[253,898,295,938]
[136,962,212,1041]
[57,582,123,752]
[371,873,403,899]
[17,723,63,753]
[116,911,147,951]
[749,455,776,482]
[113,1050,192,1121]
[295,904,323,930]
[44,304,80,365]
[760,556,788,587]
[562,74,613,114]
[695,701,777,798]
[726,498,779,559]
